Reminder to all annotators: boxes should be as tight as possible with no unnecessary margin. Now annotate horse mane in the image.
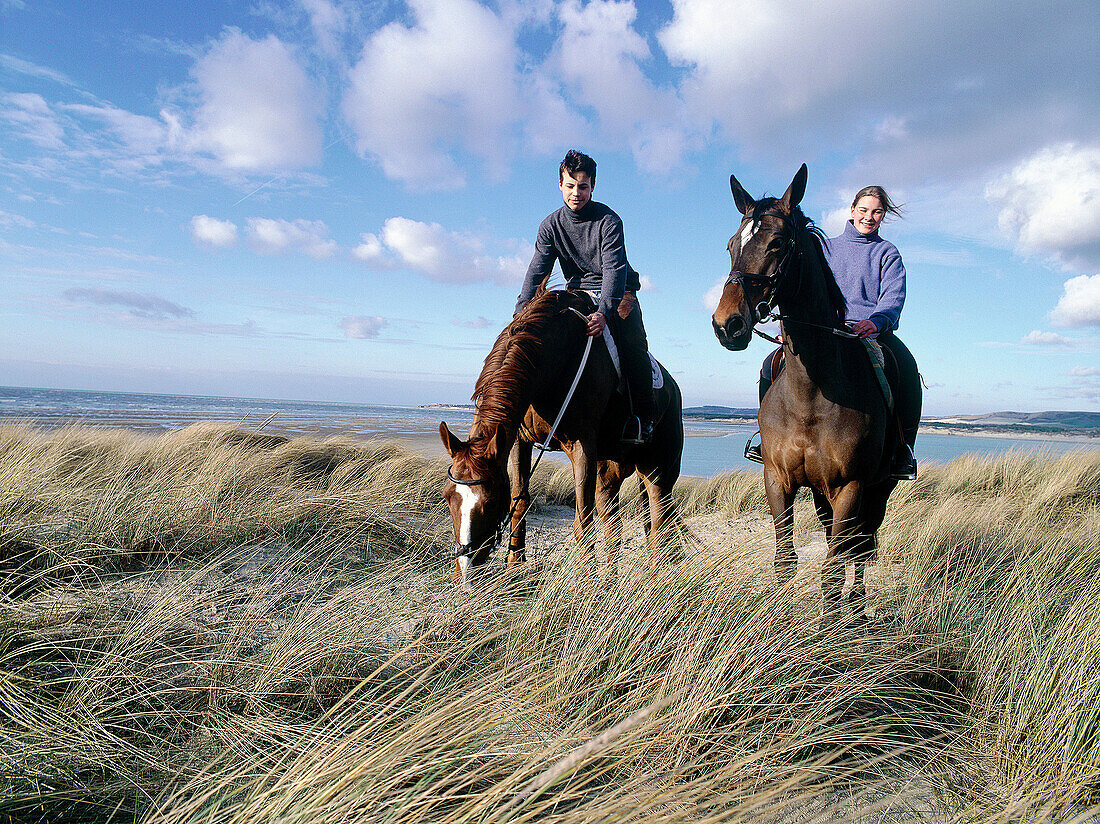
[470,289,583,445]
[753,197,846,326]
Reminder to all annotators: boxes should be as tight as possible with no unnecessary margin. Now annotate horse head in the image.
[440,420,511,589]
[712,164,807,350]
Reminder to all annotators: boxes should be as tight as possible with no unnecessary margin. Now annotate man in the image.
[514,149,656,443]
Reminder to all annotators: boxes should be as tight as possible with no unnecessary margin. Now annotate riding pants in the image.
[610,293,656,424]
[879,332,921,450]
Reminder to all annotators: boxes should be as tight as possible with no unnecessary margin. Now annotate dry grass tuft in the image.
[1,425,1099,822]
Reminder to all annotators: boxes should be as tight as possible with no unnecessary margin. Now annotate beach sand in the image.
[0,408,454,460]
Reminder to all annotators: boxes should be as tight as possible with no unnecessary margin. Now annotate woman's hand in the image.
[851,319,878,338]
[586,311,607,337]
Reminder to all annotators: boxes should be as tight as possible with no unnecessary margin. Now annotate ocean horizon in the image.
[1,385,1095,478]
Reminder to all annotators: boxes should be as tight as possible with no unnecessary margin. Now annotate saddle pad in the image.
[649,352,664,390]
[600,335,663,390]
[862,338,894,415]
[579,291,661,390]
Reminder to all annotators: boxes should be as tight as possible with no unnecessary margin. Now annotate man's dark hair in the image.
[559,149,597,184]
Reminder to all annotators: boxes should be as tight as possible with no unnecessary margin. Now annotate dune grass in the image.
[1,424,1099,822]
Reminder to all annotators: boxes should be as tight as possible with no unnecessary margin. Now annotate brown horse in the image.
[440,286,683,589]
[711,165,897,621]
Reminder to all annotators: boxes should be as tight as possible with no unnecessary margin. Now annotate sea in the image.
[1,386,1095,479]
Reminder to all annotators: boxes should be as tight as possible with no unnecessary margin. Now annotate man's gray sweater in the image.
[515,201,641,318]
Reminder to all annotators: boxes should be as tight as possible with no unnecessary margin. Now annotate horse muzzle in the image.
[713,315,752,351]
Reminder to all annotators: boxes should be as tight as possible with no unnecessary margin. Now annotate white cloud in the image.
[190,215,238,248]
[0,209,36,230]
[299,0,350,57]
[822,207,850,238]
[658,0,1097,182]
[1050,274,1100,327]
[1070,366,1100,377]
[351,232,394,267]
[2,92,65,149]
[555,0,690,172]
[0,54,75,88]
[64,287,196,320]
[341,315,386,339]
[63,103,168,163]
[357,216,524,284]
[191,30,323,171]
[246,217,337,258]
[1020,330,1074,346]
[986,144,1100,270]
[343,0,520,188]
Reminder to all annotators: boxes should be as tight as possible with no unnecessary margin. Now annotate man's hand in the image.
[586,311,607,337]
[851,319,878,338]
[617,292,637,320]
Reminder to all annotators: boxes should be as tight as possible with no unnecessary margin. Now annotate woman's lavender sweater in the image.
[823,220,907,333]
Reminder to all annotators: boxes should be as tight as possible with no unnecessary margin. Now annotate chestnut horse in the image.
[711,165,897,621]
[441,286,683,589]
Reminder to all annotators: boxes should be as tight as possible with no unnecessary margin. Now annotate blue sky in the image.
[1,0,1097,414]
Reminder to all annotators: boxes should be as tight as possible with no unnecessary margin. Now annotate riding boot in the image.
[747,348,782,463]
[614,297,656,443]
[880,332,921,480]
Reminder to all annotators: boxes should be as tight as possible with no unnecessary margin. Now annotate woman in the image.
[753,186,921,479]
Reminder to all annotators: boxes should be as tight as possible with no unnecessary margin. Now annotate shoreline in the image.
[685,416,1098,443]
[3,409,1097,447]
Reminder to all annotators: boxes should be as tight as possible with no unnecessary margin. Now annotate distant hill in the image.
[683,406,757,420]
[922,410,1100,436]
[925,411,1100,428]
[685,407,1099,436]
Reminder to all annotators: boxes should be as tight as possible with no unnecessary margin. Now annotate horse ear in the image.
[439,421,464,457]
[730,173,755,217]
[489,426,510,461]
[535,273,551,297]
[781,164,808,210]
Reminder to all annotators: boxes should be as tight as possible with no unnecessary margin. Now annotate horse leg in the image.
[848,557,868,623]
[570,439,599,569]
[847,481,894,619]
[595,462,626,577]
[507,440,532,566]
[764,469,797,584]
[640,469,680,568]
[822,482,863,623]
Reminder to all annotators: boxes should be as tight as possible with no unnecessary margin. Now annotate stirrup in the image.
[890,444,917,481]
[744,432,764,464]
[622,415,649,445]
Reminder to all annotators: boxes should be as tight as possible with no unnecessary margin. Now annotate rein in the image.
[501,306,593,546]
[447,305,595,561]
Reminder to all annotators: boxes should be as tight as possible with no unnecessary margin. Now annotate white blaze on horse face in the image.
[455,482,479,547]
[739,221,758,251]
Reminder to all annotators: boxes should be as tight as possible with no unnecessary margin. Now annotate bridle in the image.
[447,467,488,486]
[446,463,507,561]
[725,210,796,342]
[725,209,856,343]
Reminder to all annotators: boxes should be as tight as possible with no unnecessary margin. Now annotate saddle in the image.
[567,289,669,451]
[569,289,661,388]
